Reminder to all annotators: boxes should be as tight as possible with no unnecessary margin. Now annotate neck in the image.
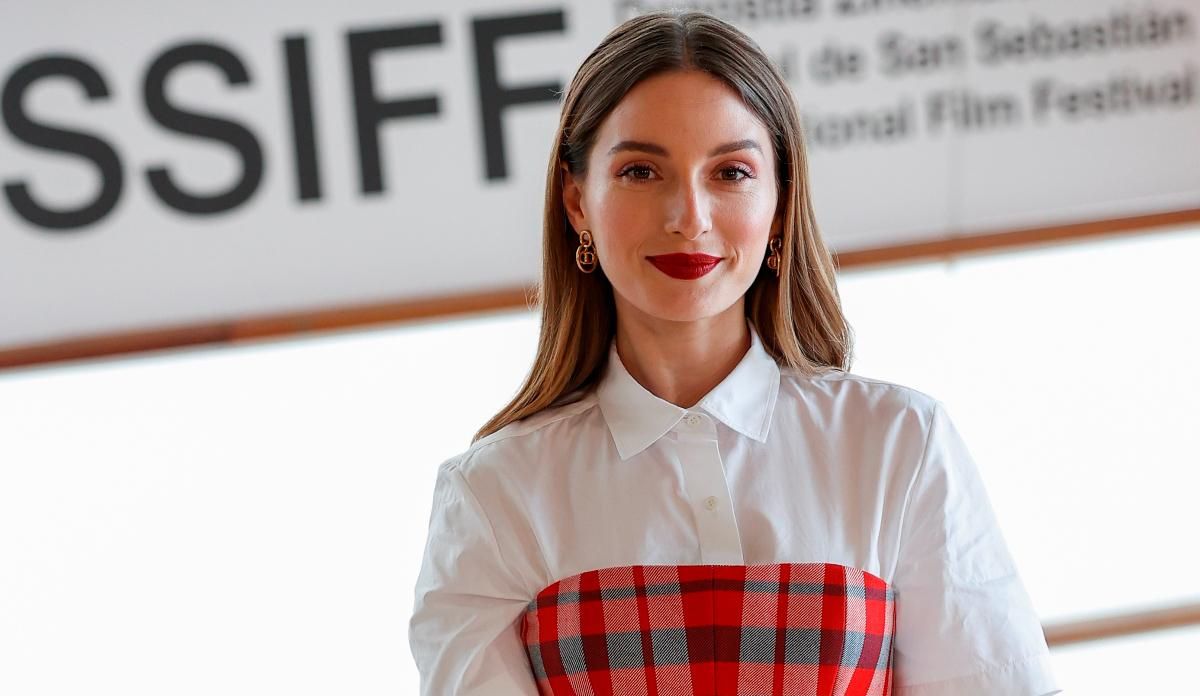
[613,299,751,409]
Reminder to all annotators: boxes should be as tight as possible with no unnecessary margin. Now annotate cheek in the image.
[714,198,775,245]
[596,227,643,266]
[590,195,652,256]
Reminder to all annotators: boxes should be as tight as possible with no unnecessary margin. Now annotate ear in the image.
[560,161,586,234]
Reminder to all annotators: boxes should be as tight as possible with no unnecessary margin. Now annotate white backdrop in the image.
[2,0,1197,350]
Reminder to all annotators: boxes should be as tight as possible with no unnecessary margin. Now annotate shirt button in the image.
[703,496,718,510]
[685,414,702,426]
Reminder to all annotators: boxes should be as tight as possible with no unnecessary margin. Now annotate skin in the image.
[561,69,783,408]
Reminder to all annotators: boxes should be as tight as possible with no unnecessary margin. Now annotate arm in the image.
[891,400,1062,696]
[409,461,540,695]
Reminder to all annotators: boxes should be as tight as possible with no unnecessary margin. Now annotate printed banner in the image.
[2,0,1197,349]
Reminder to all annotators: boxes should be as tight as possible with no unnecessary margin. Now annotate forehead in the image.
[597,70,772,155]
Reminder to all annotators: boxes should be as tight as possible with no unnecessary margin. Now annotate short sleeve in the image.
[891,401,1062,696]
[408,461,539,695]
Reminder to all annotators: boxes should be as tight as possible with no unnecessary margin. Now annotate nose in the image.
[665,175,712,241]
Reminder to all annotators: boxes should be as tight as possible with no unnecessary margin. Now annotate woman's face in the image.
[562,69,782,325]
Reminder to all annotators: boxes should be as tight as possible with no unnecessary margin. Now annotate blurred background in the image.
[2,1,1198,693]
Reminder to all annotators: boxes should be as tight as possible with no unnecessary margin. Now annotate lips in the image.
[646,253,723,280]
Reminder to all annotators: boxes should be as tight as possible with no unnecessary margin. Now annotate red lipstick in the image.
[647,253,723,280]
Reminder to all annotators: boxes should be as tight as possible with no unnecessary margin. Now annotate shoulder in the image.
[772,367,950,444]
[436,390,601,478]
[777,367,945,415]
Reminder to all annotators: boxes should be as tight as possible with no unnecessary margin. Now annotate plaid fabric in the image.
[521,563,895,696]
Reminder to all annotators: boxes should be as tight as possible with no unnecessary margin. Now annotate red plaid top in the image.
[522,563,894,696]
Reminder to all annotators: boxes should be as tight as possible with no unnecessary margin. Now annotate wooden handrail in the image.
[834,207,1200,269]
[0,286,535,373]
[2,207,1199,372]
[1042,600,1200,647]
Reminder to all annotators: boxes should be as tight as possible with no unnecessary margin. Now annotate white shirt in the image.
[409,319,1061,696]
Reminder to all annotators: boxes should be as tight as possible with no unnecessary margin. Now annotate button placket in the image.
[675,412,743,564]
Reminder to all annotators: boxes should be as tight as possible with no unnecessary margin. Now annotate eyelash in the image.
[616,164,755,183]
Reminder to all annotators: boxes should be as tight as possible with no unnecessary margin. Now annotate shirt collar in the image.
[595,319,781,461]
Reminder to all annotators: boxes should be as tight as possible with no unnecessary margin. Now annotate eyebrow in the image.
[606,139,762,158]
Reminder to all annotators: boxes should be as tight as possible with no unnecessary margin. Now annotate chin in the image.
[641,298,732,324]
[615,278,745,324]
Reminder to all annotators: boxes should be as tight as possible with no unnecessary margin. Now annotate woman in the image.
[409,10,1060,696]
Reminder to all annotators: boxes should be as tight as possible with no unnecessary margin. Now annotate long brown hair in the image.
[473,9,853,443]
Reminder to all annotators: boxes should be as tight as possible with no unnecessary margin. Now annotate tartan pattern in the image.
[521,563,895,696]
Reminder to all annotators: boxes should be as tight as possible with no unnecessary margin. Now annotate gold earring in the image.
[766,236,782,276]
[575,229,597,273]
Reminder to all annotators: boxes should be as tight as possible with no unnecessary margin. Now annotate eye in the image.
[720,165,754,182]
[616,164,655,182]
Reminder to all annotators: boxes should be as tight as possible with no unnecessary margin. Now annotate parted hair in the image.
[472,9,852,443]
